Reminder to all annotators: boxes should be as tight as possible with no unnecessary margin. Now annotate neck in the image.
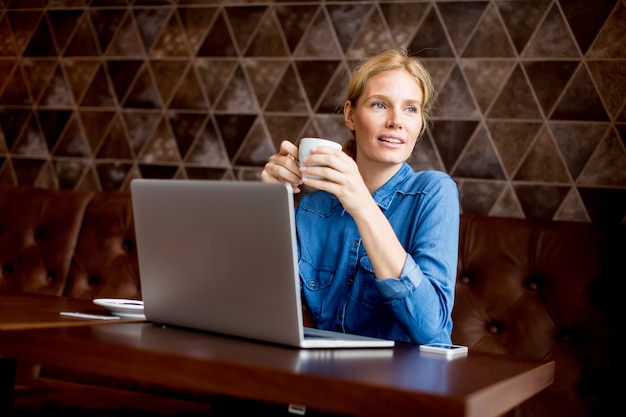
[358,160,403,194]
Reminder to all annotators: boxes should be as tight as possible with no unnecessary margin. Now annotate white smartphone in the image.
[419,343,468,358]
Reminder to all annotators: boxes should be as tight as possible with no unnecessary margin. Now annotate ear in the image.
[343,100,355,131]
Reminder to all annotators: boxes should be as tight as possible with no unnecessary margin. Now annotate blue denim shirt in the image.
[295,163,460,345]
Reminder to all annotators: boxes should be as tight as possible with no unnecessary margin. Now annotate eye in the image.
[405,106,418,114]
[372,101,386,109]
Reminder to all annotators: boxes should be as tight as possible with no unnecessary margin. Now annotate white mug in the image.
[298,138,342,179]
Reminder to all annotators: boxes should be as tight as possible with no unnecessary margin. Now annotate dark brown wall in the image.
[0,0,624,224]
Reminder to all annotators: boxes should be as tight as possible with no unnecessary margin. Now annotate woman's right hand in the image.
[260,140,303,193]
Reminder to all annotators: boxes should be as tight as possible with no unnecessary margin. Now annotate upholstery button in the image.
[47,270,57,282]
[88,276,101,286]
[34,228,45,242]
[487,323,502,334]
[460,275,470,284]
[122,238,134,252]
[3,264,12,275]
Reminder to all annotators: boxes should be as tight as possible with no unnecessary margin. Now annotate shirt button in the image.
[348,279,354,285]
[353,241,358,247]
[309,280,316,287]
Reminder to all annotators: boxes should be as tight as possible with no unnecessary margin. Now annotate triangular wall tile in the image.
[488,184,525,219]
[176,7,217,56]
[553,187,590,222]
[168,112,209,160]
[21,59,57,103]
[79,110,115,154]
[133,7,171,53]
[452,124,506,180]
[87,9,126,54]
[313,115,348,143]
[513,184,570,220]
[96,161,133,192]
[408,5,454,57]
[551,65,609,121]
[23,16,56,56]
[245,11,289,57]
[0,65,31,105]
[293,7,342,58]
[295,60,339,111]
[54,115,91,157]
[423,59,455,92]
[96,117,132,159]
[13,115,47,156]
[150,60,189,106]
[137,164,179,180]
[123,64,162,108]
[138,117,181,163]
[0,15,17,56]
[549,122,606,180]
[233,118,274,167]
[225,6,265,53]
[76,165,101,193]
[214,114,257,161]
[577,130,626,186]
[315,62,348,114]
[431,120,479,171]
[264,114,309,150]
[185,118,230,167]
[105,60,142,104]
[379,2,428,48]
[488,65,542,119]
[245,60,289,108]
[37,109,72,152]
[106,12,145,56]
[560,0,618,55]
[346,7,395,59]
[436,65,479,119]
[169,64,208,110]
[0,61,16,94]
[587,60,626,118]
[54,159,88,190]
[587,0,625,58]
[0,158,15,184]
[461,60,515,113]
[185,166,229,181]
[523,60,578,116]
[275,5,318,53]
[488,121,542,177]
[522,3,579,58]
[33,160,56,189]
[63,60,101,103]
[326,3,373,53]
[513,127,571,182]
[64,16,99,56]
[0,109,30,151]
[38,65,73,106]
[437,1,486,54]
[5,10,40,55]
[462,3,515,57]
[195,59,237,105]
[151,11,190,57]
[265,65,308,113]
[496,0,549,54]
[215,65,258,112]
[12,157,46,186]
[196,11,237,57]
[80,64,116,107]
[122,111,160,156]
[409,134,445,173]
[457,179,506,215]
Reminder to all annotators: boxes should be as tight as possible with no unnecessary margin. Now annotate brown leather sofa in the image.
[1,184,624,417]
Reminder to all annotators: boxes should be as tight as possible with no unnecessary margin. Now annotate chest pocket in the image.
[299,258,334,319]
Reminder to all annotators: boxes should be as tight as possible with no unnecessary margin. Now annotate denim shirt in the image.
[295,163,460,345]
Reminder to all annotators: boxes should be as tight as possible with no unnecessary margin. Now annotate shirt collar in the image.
[372,163,413,211]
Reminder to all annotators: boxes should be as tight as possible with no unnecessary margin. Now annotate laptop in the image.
[130,179,394,349]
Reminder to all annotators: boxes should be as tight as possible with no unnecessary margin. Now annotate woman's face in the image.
[344,69,424,167]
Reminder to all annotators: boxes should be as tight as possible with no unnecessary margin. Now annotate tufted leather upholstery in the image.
[1,184,624,417]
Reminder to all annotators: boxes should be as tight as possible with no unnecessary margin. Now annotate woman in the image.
[261,48,459,345]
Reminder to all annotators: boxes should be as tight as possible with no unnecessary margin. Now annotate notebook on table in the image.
[130,179,394,349]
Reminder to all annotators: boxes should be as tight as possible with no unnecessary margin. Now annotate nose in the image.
[386,109,403,129]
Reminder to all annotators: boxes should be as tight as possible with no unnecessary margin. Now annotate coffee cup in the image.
[298,138,342,179]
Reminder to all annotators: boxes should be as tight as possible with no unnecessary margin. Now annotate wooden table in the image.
[0,293,145,412]
[0,296,555,417]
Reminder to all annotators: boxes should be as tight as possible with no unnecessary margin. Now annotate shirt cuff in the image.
[374,255,422,299]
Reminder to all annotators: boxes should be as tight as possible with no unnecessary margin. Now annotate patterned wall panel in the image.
[0,0,624,224]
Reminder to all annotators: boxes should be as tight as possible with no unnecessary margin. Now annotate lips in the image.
[378,136,404,144]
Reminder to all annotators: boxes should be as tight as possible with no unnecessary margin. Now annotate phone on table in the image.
[419,343,468,358]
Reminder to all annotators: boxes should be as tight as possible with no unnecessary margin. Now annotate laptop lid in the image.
[130,179,394,349]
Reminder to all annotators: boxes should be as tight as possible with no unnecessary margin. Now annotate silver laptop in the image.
[130,179,394,349]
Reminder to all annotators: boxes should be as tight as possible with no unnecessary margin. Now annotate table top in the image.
[0,314,555,417]
[0,293,145,330]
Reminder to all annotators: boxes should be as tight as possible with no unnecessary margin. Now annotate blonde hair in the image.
[342,48,437,159]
